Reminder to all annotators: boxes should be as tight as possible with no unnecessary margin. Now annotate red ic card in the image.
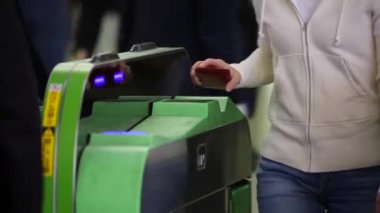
[195,68,231,89]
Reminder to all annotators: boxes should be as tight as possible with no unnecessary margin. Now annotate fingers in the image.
[225,69,241,92]
[198,58,226,68]
[191,61,203,85]
[191,59,228,84]
[190,58,240,92]
[73,48,89,60]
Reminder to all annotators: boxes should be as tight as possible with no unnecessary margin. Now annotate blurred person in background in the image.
[73,0,258,116]
[73,0,125,59]
[0,0,48,212]
[18,0,70,73]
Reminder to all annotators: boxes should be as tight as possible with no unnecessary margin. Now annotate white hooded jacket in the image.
[232,0,380,172]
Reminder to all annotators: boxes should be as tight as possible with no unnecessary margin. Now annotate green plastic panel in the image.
[76,134,152,213]
[54,63,94,213]
[133,97,244,148]
[78,101,151,149]
[231,182,251,213]
[75,97,246,212]
[41,61,79,213]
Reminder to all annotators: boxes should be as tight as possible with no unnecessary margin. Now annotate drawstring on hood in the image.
[334,0,346,46]
[258,0,267,38]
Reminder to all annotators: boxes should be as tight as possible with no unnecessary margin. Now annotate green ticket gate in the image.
[41,44,253,213]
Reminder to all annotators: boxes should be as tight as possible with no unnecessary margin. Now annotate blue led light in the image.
[94,75,106,87]
[102,130,147,136]
[113,71,124,84]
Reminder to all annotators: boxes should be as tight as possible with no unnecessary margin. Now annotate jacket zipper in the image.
[290,2,312,171]
[304,23,312,171]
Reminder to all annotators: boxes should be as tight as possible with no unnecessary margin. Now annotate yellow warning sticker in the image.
[43,84,62,127]
[42,128,55,177]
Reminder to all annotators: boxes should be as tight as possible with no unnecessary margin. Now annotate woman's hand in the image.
[73,48,89,60]
[190,58,241,92]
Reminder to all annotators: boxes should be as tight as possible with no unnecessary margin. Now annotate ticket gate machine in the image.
[41,44,253,213]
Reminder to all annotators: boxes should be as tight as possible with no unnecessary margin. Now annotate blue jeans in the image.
[257,158,380,213]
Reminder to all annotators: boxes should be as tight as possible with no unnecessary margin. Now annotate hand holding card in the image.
[195,67,232,90]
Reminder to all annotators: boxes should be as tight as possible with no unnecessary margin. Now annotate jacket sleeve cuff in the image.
[230,47,274,89]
